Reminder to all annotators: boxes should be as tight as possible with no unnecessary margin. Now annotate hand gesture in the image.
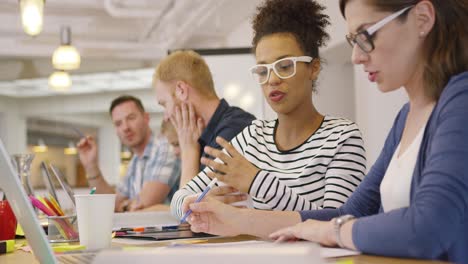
[201,137,260,193]
[171,102,204,153]
[76,136,99,173]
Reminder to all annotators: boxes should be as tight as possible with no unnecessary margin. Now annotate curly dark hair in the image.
[252,0,331,59]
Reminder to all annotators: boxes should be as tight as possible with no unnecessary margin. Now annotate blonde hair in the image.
[153,50,217,98]
[160,119,176,136]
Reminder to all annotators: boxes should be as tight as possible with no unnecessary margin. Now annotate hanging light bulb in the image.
[20,0,44,36]
[52,26,81,70]
[33,138,48,153]
[64,141,77,155]
[48,70,72,91]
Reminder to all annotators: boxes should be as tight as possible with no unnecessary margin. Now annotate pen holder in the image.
[47,215,79,243]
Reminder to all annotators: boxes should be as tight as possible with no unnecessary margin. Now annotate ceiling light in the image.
[240,93,255,110]
[52,26,81,70]
[20,0,44,36]
[48,71,72,91]
[223,83,241,101]
[32,138,48,153]
[64,141,77,155]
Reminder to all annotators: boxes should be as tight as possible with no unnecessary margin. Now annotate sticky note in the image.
[51,244,86,253]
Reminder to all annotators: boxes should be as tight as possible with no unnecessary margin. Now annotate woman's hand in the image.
[269,219,337,247]
[201,137,260,193]
[182,186,247,214]
[186,197,246,236]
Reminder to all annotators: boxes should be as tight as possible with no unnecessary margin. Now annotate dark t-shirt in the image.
[198,98,256,170]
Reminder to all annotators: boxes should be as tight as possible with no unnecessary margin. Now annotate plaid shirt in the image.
[117,133,181,203]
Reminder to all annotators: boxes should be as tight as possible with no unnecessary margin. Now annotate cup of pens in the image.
[47,215,79,243]
[28,195,80,243]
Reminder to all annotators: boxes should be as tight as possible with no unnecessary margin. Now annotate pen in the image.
[180,178,218,223]
[71,127,85,139]
[90,187,96,195]
[48,195,64,216]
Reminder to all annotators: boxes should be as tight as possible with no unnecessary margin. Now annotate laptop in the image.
[0,138,95,264]
[49,163,76,208]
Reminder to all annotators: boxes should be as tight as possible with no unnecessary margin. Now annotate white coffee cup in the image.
[75,194,115,251]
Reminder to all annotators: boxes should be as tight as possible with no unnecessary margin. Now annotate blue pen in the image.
[180,178,218,223]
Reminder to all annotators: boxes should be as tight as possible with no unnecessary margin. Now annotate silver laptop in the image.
[40,161,60,204]
[0,138,95,264]
[49,163,76,208]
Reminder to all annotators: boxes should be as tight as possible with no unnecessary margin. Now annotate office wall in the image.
[353,67,408,166]
[0,95,27,154]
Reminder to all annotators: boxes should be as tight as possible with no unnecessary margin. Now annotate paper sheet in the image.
[176,240,360,258]
[319,247,361,258]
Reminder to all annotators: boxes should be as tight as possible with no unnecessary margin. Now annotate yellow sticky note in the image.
[169,239,209,246]
[336,259,354,264]
[52,244,86,253]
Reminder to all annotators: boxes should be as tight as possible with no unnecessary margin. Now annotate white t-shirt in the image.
[380,125,426,212]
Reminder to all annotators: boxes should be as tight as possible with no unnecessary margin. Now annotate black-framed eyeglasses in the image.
[346,5,413,53]
[249,56,313,85]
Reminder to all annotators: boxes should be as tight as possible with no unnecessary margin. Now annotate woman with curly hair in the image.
[186,0,468,262]
[170,0,367,218]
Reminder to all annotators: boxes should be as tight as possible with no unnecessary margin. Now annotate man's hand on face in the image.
[171,102,204,152]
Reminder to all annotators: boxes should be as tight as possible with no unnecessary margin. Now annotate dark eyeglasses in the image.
[346,5,413,53]
[249,56,313,85]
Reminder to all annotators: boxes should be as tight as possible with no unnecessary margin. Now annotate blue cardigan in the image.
[300,71,468,263]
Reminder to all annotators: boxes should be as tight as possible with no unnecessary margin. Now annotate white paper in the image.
[113,211,178,229]
[180,240,360,258]
[93,242,324,264]
[319,247,361,258]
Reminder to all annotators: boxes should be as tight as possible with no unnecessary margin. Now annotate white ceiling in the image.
[0,68,154,97]
[0,0,261,97]
[0,0,260,59]
[0,0,350,98]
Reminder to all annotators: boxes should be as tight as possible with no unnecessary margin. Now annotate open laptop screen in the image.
[0,139,56,263]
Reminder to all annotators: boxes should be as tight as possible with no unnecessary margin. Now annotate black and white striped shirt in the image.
[171,116,366,218]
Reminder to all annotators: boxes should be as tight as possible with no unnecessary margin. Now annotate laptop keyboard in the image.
[57,252,96,264]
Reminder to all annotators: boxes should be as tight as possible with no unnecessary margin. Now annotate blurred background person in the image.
[77,95,181,212]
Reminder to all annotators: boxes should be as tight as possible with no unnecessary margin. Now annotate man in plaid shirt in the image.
[77,95,180,212]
